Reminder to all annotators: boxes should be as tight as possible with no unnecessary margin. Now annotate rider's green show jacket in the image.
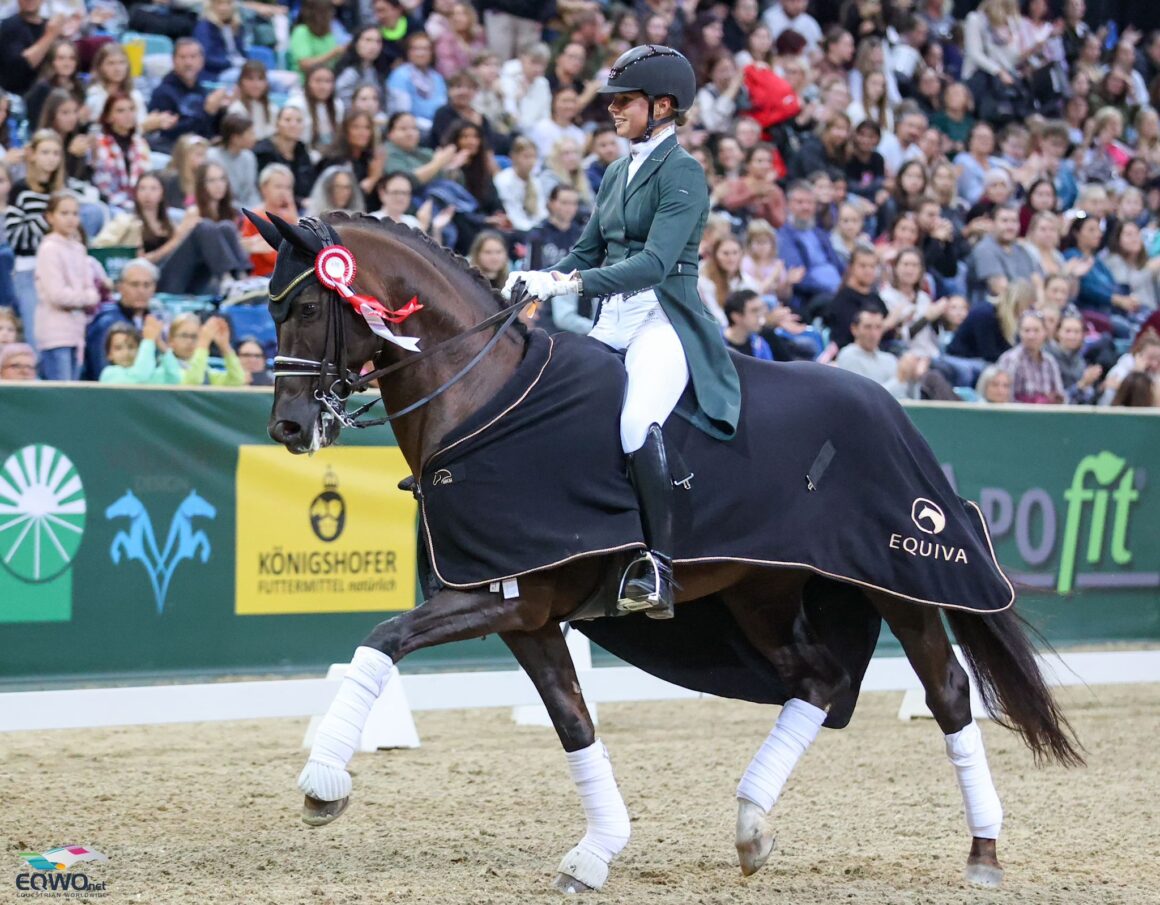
[553,133,741,440]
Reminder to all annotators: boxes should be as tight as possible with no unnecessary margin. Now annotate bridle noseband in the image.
[271,218,527,429]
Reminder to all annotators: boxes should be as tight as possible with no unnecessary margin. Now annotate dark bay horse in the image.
[246,210,1081,894]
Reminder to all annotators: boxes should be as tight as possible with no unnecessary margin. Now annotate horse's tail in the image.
[944,607,1084,768]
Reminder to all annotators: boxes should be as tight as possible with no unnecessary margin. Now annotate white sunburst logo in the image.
[0,445,87,583]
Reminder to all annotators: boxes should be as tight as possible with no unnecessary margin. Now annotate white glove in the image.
[501,270,526,300]
[513,270,560,301]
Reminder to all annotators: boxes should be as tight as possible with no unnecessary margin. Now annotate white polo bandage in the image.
[946,721,1003,839]
[298,646,393,801]
[566,739,631,863]
[736,698,827,813]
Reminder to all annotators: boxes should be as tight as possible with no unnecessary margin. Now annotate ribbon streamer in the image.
[358,302,422,351]
[314,245,424,351]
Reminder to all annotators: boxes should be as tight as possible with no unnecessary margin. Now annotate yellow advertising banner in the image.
[235,446,416,615]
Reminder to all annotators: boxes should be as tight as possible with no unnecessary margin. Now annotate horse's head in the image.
[179,490,218,521]
[105,490,143,521]
[248,209,526,464]
[246,211,385,454]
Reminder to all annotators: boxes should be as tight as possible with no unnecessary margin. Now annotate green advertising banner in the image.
[0,385,505,683]
[902,404,1158,646]
[0,386,1156,683]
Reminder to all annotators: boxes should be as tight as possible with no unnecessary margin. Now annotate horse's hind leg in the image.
[870,593,1004,888]
[502,625,629,894]
[722,572,848,878]
[298,584,553,826]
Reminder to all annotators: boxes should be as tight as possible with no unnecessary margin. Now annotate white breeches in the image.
[588,291,690,453]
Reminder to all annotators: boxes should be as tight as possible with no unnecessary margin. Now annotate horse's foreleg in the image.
[872,593,1004,888]
[298,586,553,824]
[502,625,629,893]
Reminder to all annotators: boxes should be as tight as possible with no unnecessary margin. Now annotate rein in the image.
[271,219,528,428]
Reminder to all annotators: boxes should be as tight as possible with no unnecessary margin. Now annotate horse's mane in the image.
[323,210,509,315]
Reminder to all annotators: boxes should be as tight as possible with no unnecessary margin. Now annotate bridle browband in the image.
[272,217,527,429]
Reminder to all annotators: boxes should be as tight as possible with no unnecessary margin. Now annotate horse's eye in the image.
[302,302,319,318]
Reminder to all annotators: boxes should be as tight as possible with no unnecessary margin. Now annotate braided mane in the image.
[322,210,508,314]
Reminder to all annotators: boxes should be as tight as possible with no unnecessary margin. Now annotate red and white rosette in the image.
[314,245,357,296]
[313,244,421,352]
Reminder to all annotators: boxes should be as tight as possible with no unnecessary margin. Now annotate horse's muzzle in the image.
[269,419,312,454]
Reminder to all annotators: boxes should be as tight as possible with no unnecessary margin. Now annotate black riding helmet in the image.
[598,44,696,141]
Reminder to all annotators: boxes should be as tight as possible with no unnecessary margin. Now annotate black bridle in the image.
[271,219,527,429]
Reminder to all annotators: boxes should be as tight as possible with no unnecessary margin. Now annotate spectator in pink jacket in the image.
[34,192,109,381]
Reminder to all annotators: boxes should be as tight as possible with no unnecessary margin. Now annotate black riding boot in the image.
[617,423,676,620]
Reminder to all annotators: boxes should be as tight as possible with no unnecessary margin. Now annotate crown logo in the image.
[322,466,339,492]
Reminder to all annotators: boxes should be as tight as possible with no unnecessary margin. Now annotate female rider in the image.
[504,45,741,619]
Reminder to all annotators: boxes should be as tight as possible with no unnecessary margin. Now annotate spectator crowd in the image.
[0,0,1157,406]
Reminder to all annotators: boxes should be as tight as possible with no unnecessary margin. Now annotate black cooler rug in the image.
[415,330,1014,724]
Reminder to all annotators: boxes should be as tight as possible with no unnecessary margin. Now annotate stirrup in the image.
[616,551,674,619]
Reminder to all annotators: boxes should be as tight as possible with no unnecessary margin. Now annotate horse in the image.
[246,209,1082,894]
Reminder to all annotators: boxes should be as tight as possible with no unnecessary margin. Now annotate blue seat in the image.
[143,33,174,58]
[121,30,173,58]
[222,304,277,359]
[155,293,217,319]
[245,46,277,70]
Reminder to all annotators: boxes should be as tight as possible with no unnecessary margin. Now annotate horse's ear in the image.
[267,211,324,255]
[243,209,284,251]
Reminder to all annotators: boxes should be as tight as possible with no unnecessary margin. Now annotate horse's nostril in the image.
[270,420,303,443]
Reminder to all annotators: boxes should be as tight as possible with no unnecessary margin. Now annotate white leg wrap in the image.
[298,646,393,802]
[557,739,630,889]
[946,721,1003,840]
[736,699,827,813]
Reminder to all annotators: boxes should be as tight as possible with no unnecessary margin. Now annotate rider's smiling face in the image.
[608,92,674,141]
[608,92,648,139]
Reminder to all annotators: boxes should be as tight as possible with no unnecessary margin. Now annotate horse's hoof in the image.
[552,873,595,894]
[965,837,1003,888]
[964,861,1004,888]
[736,799,776,877]
[555,845,608,891]
[302,794,350,827]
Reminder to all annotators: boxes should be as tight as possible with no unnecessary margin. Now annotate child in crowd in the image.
[99,317,163,384]
[0,307,21,348]
[156,313,245,386]
[34,192,108,380]
[741,219,800,303]
[7,130,67,347]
